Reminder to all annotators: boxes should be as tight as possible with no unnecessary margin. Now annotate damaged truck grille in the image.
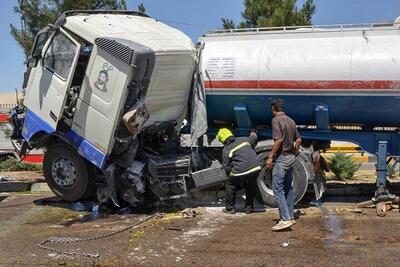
[147,155,191,200]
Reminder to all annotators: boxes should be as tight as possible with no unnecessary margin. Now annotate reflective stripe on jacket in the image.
[222,133,262,177]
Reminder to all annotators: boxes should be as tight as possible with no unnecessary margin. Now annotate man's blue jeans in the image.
[272,154,296,221]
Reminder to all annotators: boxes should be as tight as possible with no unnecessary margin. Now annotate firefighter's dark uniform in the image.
[222,132,262,212]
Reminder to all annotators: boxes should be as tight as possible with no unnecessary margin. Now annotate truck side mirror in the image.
[31,50,43,59]
[27,57,39,68]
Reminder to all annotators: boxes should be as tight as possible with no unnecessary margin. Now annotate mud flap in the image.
[313,170,326,200]
[311,150,327,200]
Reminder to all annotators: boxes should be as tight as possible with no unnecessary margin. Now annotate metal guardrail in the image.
[205,22,397,36]
[0,104,16,114]
[0,104,16,109]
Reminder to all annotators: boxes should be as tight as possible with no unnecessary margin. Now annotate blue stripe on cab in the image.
[22,109,107,169]
[65,130,107,169]
[22,109,55,140]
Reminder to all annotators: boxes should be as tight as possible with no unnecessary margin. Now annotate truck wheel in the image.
[256,152,310,207]
[43,143,94,201]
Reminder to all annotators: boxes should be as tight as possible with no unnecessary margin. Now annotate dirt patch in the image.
[2,194,400,266]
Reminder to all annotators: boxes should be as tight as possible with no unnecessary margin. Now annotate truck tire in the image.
[256,152,310,207]
[43,143,94,201]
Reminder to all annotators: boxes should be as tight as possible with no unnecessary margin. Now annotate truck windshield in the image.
[43,32,77,80]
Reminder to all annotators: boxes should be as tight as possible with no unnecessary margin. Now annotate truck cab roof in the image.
[59,11,194,54]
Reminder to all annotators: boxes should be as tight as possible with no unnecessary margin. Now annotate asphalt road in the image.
[0,192,399,266]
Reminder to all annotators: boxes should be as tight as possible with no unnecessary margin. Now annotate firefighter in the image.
[218,128,262,214]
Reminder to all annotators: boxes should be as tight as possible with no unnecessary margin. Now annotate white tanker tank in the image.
[199,23,400,131]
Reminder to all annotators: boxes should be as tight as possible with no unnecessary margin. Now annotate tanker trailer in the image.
[199,21,400,208]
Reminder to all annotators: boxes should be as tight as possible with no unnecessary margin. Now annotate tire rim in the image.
[259,167,274,195]
[257,158,309,204]
[51,157,77,187]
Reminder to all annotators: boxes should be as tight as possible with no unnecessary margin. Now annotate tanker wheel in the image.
[43,143,95,202]
[256,152,309,207]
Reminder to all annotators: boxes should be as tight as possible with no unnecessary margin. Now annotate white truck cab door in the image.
[24,28,81,130]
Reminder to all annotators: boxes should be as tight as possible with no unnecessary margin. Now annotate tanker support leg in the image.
[376,141,388,197]
[374,141,396,201]
[357,140,398,216]
[370,141,397,216]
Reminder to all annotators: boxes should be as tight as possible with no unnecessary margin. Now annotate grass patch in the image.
[27,207,86,225]
[0,158,42,172]
[127,212,181,247]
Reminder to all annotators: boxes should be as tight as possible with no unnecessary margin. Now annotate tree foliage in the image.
[10,0,127,59]
[138,3,146,13]
[222,18,235,29]
[222,0,316,29]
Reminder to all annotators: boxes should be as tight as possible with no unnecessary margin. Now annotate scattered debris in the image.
[346,208,363,214]
[357,197,400,217]
[309,200,322,208]
[181,208,197,218]
[0,176,15,182]
[62,204,104,227]
[280,241,290,248]
[166,227,183,231]
[71,202,86,212]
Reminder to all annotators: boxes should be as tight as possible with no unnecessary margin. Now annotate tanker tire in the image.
[256,152,309,208]
[43,143,95,202]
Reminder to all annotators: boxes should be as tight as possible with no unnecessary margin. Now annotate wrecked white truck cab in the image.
[24,11,195,158]
[19,11,198,205]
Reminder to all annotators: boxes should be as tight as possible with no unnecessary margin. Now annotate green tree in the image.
[223,0,316,29]
[10,0,127,60]
[222,18,235,29]
[138,3,146,13]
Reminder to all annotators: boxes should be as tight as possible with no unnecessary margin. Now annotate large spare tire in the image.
[256,152,312,207]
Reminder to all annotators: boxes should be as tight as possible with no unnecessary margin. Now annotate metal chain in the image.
[38,212,163,258]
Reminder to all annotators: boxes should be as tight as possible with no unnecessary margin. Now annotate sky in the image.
[1,0,400,92]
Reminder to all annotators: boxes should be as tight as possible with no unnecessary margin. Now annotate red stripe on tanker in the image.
[200,28,400,92]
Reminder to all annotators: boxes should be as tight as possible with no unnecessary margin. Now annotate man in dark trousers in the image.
[218,128,262,214]
[267,99,302,231]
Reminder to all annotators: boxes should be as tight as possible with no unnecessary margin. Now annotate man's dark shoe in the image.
[222,208,236,214]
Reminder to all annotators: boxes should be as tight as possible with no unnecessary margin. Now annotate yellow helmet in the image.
[217,128,233,144]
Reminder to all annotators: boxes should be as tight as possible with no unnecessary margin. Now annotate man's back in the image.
[272,113,300,156]
[222,135,260,175]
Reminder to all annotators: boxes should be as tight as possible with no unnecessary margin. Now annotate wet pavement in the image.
[1,192,400,266]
